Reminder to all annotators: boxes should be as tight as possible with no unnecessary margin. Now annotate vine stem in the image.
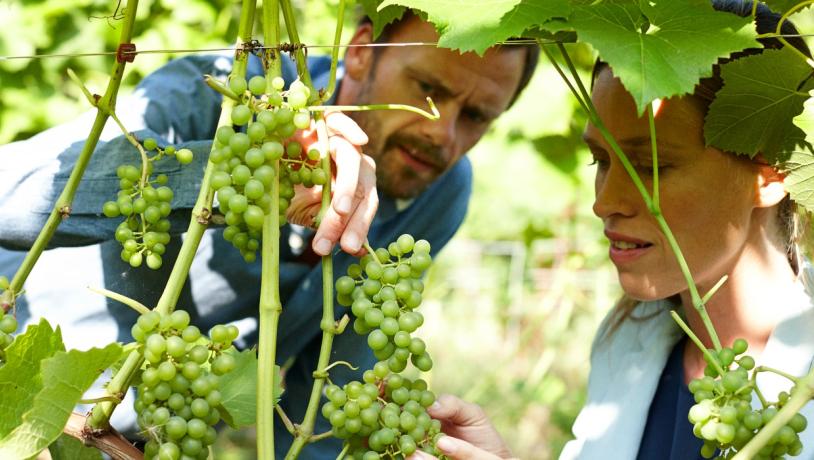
[1,0,139,312]
[549,42,722,351]
[321,0,346,103]
[86,286,150,315]
[772,0,814,66]
[734,368,814,459]
[754,366,801,384]
[285,113,337,459]
[309,98,440,120]
[669,312,725,376]
[63,412,143,460]
[257,0,282,456]
[89,0,257,429]
[280,0,313,89]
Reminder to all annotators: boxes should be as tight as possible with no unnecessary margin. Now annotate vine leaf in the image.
[0,319,122,459]
[217,348,282,429]
[568,0,757,114]
[48,434,103,460]
[705,48,814,162]
[793,91,814,145]
[379,0,570,55]
[359,0,407,39]
[783,149,814,213]
[762,0,808,14]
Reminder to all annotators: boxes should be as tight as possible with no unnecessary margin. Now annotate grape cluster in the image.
[336,235,434,374]
[0,276,17,367]
[329,234,446,459]
[103,138,193,270]
[322,372,444,458]
[209,75,327,262]
[125,310,238,460]
[688,338,808,459]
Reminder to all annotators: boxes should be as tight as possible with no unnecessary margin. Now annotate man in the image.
[0,11,537,458]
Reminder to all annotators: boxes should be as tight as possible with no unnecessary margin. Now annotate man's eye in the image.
[417,81,434,94]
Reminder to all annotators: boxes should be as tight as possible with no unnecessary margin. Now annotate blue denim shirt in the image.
[0,53,472,457]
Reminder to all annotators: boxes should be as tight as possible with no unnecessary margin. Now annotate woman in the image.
[409,2,814,459]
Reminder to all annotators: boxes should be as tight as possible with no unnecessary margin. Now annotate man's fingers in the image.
[325,111,369,145]
[338,156,377,255]
[312,155,377,256]
[330,136,362,216]
[428,394,490,426]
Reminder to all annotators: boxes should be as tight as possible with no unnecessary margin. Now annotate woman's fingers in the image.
[406,436,507,460]
[428,394,490,426]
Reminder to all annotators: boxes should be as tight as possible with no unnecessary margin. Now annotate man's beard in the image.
[349,103,446,200]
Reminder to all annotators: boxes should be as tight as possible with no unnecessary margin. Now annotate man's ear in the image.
[755,163,787,208]
[344,23,375,81]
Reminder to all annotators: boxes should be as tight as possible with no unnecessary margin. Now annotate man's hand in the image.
[406,394,515,460]
[287,111,377,257]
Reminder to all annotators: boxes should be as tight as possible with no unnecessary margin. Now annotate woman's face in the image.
[586,68,761,300]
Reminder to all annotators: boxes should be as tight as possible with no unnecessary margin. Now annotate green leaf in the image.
[705,48,814,161]
[380,0,570,55]
[0,319,64,438]
[762,1,807,14]
[793,91,814,145]
[569,0,757,113]
[359,0,408,39]
[783,149,814,212]
[48,434,103,460]
[0,343,122,459]
[217,349,281,429]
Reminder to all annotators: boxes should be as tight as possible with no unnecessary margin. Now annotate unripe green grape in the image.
[257,110,277,130]
[262,141,284,161]
[228,77,248,95]
[102,201,120,218]
[412,353,433,372]
[176,149,194,165]
[212,353,236,375]
[288,90,308,110]
[210,171,232,190]
[166,335,187,358]
[367,329,389,350]
[275,108,294,125]
[380,318,399,336]
[0,315,18,335]
[158,361,178,381]
[216,126,235,145]
[182,325,201,343]
[336,276,356,295]
[271,76,285,91]
[127,251,144,268]
[229,133,251,156]
[143,138,158,151]
[189,345,209,364]
[248,75,266,95]
[231,164,252,185]
[206,389,222,407]
[364,308,384,327]
[293,111,311,129]
[210,325,230,344]
[186,418,207,439]
[157,186,174,202]
[146,333,167,355]
[414,239,431,254]
[312,168,328,185]
[244,147,265,169]
[738,355,755,370]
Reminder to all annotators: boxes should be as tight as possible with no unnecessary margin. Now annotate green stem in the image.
[285,113,337,459]
[669,311,725,376]
[257,1,283,457]
[754,365,801,384]
[734,367,814,459]
[86,286,150,315]
[79,395,122,405]
[700,275,728,305]
[647,103,659,209]
[276,404,296,435]
[4,0,139,307]
[321,0,346,103]
[773,0,814,66]
[309,98,440,120]
[89,0,257,429]
[263,0,282,80]
[552,42,722,351]
[335,444,350,460]
[279,0,313,89]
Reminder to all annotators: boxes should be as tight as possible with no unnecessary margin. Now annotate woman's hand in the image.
[407,394,515,460]
[286,111,378,257]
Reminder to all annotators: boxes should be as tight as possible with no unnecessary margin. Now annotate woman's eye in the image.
[588,158,609,170]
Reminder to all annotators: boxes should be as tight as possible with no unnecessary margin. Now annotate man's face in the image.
[344,17,526,199]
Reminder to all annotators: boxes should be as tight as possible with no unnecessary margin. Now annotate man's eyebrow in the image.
[405,66,454,98]
[406,67,498,121]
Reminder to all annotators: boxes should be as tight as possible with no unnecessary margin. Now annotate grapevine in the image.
[326,234,446,459]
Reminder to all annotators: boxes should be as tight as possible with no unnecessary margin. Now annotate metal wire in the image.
[0,39,542,62]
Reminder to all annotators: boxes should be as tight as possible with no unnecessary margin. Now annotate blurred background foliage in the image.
[3,1,617,458]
